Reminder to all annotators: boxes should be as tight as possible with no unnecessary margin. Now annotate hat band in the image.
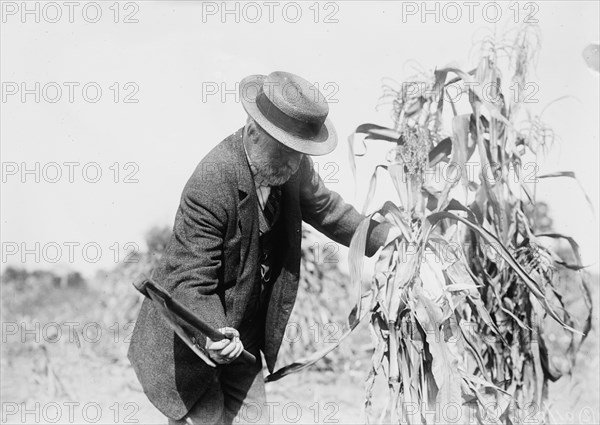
[255,89,322,140]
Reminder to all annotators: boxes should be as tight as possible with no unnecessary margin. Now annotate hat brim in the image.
[239,75,338,156]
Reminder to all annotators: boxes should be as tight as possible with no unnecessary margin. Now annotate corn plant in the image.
[345,25,593,424]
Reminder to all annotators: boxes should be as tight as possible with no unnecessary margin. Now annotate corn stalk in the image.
[348,25,593,424]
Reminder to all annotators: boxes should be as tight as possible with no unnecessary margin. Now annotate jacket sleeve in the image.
[298,155,391,257]
[162,175,229,347]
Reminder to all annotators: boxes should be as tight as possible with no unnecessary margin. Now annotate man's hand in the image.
[205,327,244,365]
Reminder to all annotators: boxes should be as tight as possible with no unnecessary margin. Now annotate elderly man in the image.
[128,71,392,424]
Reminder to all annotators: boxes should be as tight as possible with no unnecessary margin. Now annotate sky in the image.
[1,1,599,277]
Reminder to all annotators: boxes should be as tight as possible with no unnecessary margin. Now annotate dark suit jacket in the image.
[127,128,391,419]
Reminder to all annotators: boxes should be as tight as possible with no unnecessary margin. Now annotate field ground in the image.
[1,275,598,424]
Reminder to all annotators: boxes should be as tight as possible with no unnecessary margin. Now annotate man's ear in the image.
[246,119,260,144]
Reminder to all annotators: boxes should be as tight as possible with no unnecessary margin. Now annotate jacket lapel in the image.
[227,128,259,264]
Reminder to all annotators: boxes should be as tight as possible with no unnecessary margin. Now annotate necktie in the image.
[258,186,281,285]
[262,186,281,228]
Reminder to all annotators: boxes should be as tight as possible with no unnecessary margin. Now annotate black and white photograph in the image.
[1,1,599,424]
